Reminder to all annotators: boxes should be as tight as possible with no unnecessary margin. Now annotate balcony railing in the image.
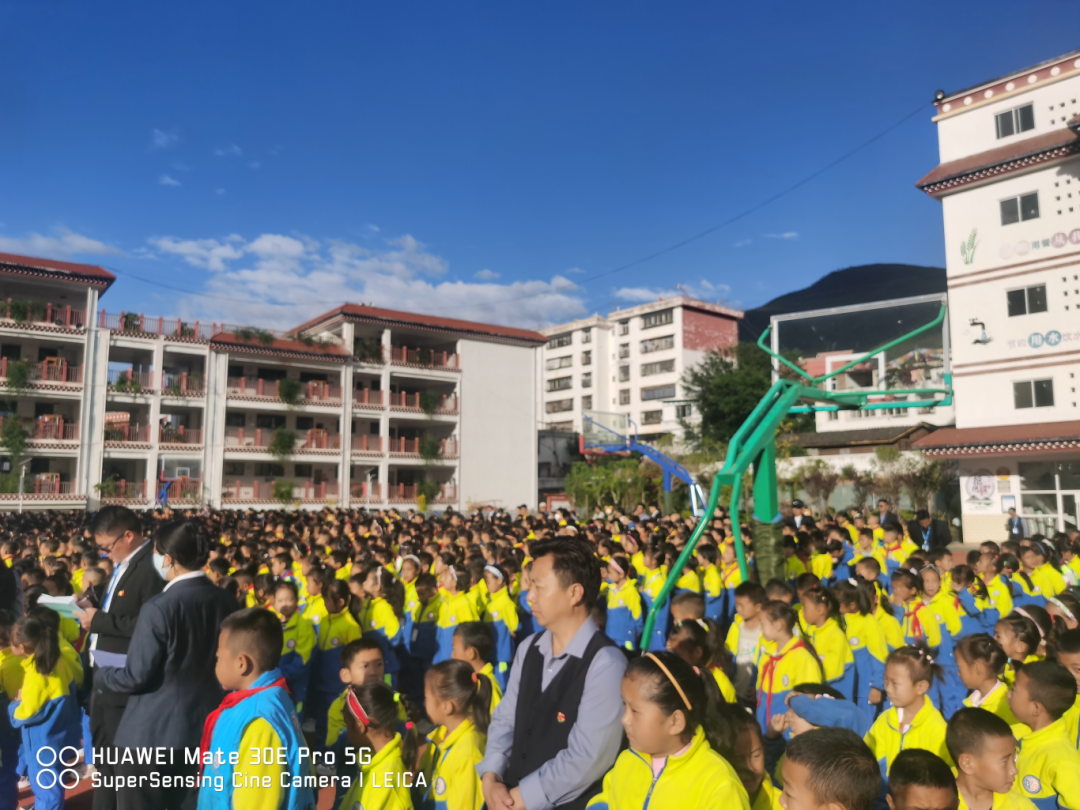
[161,372,205,396]
[224,428,342,452]
[159,427,204,445]
[221,479,340,502]
[225,377,343,404]
[99,480,148,502]
[32,479,79,496]
[104,424,151,444]
[389,346,459,371]
[0,359,83,386]
[0,300,86,329]
[107,369,155,392]
[0,417,80,442]
[351,435,382,454]
[100,311,292,341]
[389,437,459,458]
[162,479,203,501]
[352,388,383,408]
[299,430,342,451]
[389,392,459,414]
[387,482,457,503]
[349,482,385,502]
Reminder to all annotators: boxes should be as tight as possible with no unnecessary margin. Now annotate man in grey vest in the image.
[479,538,626,810]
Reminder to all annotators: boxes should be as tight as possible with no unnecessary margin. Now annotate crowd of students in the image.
[3,500,1080,810]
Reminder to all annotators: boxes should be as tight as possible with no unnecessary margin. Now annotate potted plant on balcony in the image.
[419,433,442,462]
[418,390,440,417]
[113,371,142,395]
[0,415,29,493]
[177,321,196,338]
[268,428,298,463]
[277,378,302,407]
[94,478,119,498]
[5,360,31,396]
[417,347,433,366]
[272,478,296,505]
[416,478,440,512]
[122,312,141,333]
[353,337,382,364]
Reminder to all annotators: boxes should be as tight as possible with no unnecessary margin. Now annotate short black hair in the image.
[341,637,383,668]
[785,727,881,810]
[1057,628,1080,656]
[453,621,494,661]
[1022,660,1077,719]
[733,581,766,604]
[888,749,958,799]
[671,591,705,614]
[946,707,1014,762]
[220,608,282,674]
[90,505,141,540]
[529,537,601,607]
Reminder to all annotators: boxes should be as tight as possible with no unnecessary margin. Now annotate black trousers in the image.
[115,758,198,810]
[90,684,128,810]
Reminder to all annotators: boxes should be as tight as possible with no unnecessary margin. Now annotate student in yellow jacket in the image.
[1007,663,1080,810]
[338,682,418,810]
[587,653,750,810]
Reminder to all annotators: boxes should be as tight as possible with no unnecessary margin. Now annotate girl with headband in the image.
[604,554,643,652]
[587,651,750,809]
[434,563,478,664]
[480,563,519,690]
[358,561,405,687]
[338,681,417,810]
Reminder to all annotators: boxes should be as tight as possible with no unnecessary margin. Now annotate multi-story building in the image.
[912,50,1080,538]
[0,252,545,511]
[538,297,743,440]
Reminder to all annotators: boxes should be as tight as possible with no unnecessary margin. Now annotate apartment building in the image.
[539,297,743,440]
[911,50,1080,538]
[0,252,544,511]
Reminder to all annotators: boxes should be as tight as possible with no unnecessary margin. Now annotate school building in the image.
[911,49,1080,540]
[0,251,545,511]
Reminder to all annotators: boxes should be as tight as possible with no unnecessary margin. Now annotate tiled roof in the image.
[209,332,350,361]
[294,304,547,345]
[913,421,1080,457]
[0,252,116,288]
[791,423,937,449]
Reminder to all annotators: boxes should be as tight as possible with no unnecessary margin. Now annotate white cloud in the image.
[366,224,380,233]
[159,175,182,187]
[614,287,661,303]
[474,269,500,281]
[765,232,798,240]
[152,129,178,149]
[733,238,752,248]
[566,266,584,274]
[215,144,243,157]
[614,279,731,303]
[149,231,587,328]
[0,227,121,259]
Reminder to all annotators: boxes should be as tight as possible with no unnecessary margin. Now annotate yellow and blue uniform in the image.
[279,610,316,706]
[642,564,670,652]
[302,592,328,627]
[960,793,1038,810]
[1012,718,1080,810]
[700,564,723,623]
[783,555,807,582]
[843,611,887,723]
[359,596,403,679]
[674,566,702,594]
[1010,572,1046,609]
[965,680,1029,738]
[955,588,1000,637]
[984,574,1015,620]
[419,718,485,810]
[851,545,887,573]
[926,589,966,718]
[9,654,80,810]
[586,726,751,810]
[864,698,951,778]
[720,561,745,629]
[408,594,444,666]
[467,578,489,618]
[883,539,919,574]
[751,771,783,810]
[605,579,643,652]
[755,637,822,729]
[810,552,833,582]
[313,608,361,749]
[435,591,478,664]
[875,604,905,650]
[805,617,854,700]
[58,636,84,689]
[1031,564,1066,600]
[483,586,520,689]
[0,649,26,801]
[899,599,942,649]
[339,733,413,810]
[479,662,503,718]
[1003,655,1044,689]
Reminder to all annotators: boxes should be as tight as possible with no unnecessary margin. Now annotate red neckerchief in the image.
[903,601,925,639]
[757,639,806,723]
[199,677,288,775]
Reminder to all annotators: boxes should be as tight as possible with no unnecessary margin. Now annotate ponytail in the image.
[426,659,493,735]
[13,615,60,676]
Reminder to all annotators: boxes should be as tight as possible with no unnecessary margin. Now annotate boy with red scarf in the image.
[197,608,316,810]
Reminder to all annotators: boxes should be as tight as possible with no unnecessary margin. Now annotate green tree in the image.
[841,464,876,512]
[0,416,29,494]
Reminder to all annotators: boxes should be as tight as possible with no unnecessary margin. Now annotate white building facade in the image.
[912,50,1080,539]
[0,252,544,511]
[539,297,743,440]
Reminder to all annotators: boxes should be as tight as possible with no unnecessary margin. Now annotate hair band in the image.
[644,653,692,711]
[607,558,625,577]
[848,578,858,586]
[393,692,400,703]
[695,618,708,631]
[448,565,458,582]
[484,564,504,580]
[405,721,414,730]
[1047,597,1077,623]
[471,671,478,683]
[402,554,422,568]
[1015,607,1045,638]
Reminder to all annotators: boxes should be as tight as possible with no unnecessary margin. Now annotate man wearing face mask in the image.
[94,520,239,810]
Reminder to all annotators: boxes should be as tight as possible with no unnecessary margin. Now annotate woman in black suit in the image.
[95,521,239,810]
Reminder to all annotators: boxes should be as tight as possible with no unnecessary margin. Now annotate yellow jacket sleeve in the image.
[1049,755,1080,810]
[235,719,285,810]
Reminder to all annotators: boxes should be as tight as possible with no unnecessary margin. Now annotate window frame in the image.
[641,410,663,425]
[1000,192,1040,226]
[1006,284,1048,317]
[1014,378,1055,409]
[546,376,573,392]
[995,103,1035,139]
[547,333,572,349]
[640,335,675,354]
[545,355,573,371]
[641,309,674,329]
[545,398,573,414]
[640,359,676,377]
[641,383,677,402]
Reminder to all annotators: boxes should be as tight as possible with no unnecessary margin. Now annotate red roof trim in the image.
[913,420,1080,449]
[294,304,547,345]
[209,332,349,362]
[0,252,116,289]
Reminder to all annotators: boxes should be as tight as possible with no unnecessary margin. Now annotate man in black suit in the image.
[76,506,164,810]
[877,499,899,530]
[907,509,952,553]
[784,499,817,531]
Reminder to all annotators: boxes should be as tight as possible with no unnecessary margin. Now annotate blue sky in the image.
[1,2,1078,330]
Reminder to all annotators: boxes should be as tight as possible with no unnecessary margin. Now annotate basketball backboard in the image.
[581,410,632,449]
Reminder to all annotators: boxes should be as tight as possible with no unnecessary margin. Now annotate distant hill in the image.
[737,264,947,343]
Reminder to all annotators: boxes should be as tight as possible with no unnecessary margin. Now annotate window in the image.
[225,412,246,428]
[619,343,630,359]
[642,309,673,329]
[546,376,572,392]
[545,355,572,371]
[0,345,20,360]
[1014,379,1054,409]
[581,328,591,344]
[641,359,676,376]
[545,399,573,414]
[549,420,573,431]
[581,351,591,366]
[224,462,245,476]
[295,416,314,431]
[676,404,692,418]
[294,464,313,477]
[255,463,286,477]
[641,335,674,353]
[1000,193,1040,225]
[582,372,592,388]
[618,366,630,382]
[618,320,629,336]
[1007,285,1048,316]
[256,414,286,429]
[619,389,630,405]
[641,384,677,401]
[995,103,1035,139]
[547,333,572,349]
[582,395,593,410]
[642,410,663,425]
